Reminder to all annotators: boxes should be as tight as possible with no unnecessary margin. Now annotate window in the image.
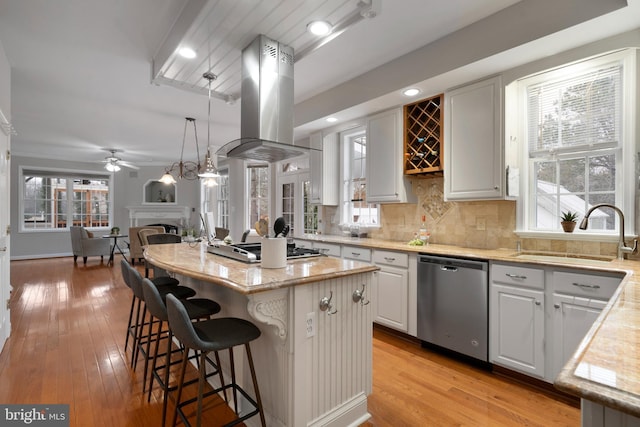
[518,49,635,234]
[216,171,229,229]
[341,127,379,226]
[303,180,318,234]
[21,168,111,231]
[248,164,269,226]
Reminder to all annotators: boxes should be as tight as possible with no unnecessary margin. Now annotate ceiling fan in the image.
[101,148,139,172]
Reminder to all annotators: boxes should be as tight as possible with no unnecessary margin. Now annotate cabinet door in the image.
[366,108,415,203]
[373,266,408,332]
[551,293,607,380]
[309,132,338,205]
[444,75,503,200]
[490,283,545,378]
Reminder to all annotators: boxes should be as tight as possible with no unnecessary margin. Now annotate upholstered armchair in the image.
[69,226,111,264]
[128,226,165,265]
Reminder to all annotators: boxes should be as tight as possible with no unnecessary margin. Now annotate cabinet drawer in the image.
[341,245,371,262]
[313,242,341,257]
[553,270,622,300]
[372,250,409,268]
[491,263,544,289]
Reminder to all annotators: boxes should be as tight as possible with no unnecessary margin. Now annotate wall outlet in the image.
[306,311,316,338]
[476,218,486,231]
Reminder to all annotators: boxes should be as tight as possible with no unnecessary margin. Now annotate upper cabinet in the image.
[366,108,416,204]
[309,131,339,205]
[444,75,505,200]
[404,94,444,175]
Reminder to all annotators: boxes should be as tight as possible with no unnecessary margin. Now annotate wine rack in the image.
[403,94,443,174]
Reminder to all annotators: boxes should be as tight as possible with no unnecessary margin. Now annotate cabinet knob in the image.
[494,186,499,190]
[535,301,541,306]
[554,303,560,309]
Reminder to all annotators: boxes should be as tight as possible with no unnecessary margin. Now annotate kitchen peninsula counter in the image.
[297,234,640,422]
[144,242,378,427]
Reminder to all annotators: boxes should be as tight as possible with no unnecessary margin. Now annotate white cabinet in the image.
[551,293,606,379]
[372,250,410,332]
[490,262,623,383]
[341,245,371,262]
[490,263,545,378]
[549,270,622,380]
[444,75,504,200]
[312,241,341,257]
[309,131,339,205]
[366,108,416,204]
[582,400,640,427]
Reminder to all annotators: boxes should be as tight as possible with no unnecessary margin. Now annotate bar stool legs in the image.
[166,294,266,427]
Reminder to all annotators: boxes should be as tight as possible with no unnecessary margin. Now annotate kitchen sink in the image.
[510,251,615,265]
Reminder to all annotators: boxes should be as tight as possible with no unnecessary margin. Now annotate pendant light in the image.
[160,117,202,183]
[198,71,220,185]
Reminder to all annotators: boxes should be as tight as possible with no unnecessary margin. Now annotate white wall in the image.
[10,156,201,259]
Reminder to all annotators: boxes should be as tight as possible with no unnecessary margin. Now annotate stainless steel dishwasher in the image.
[417,254,489,362]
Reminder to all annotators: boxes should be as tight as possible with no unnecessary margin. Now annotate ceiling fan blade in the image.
[119,160,140,170]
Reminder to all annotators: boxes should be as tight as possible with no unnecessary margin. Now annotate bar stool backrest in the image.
[120,259,131,289]
[125,262,145,300]
[147,233,182,245]
[141,278,169,322]
[166,294,206,351]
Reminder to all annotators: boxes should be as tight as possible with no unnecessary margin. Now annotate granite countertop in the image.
[143,241,379,295]
[146,235,640,416]
[298,234,640,417]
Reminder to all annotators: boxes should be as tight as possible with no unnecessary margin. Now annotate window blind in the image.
[527,62,622,153]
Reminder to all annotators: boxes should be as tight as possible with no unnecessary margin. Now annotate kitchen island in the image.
[144,242,379,427]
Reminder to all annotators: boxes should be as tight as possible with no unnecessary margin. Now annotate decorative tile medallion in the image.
[415,179,454,222]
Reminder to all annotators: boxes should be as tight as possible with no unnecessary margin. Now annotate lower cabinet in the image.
[582,400,640,427]
[370,250,410,333]
[490,262,623,382]
[490,263,546,378]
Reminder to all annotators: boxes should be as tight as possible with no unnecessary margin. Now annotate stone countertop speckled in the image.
[146,235,640,417]
[299,234,640,417]
[143,241,379,295]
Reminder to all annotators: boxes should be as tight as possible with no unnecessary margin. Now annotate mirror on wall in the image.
[143,179,176,204]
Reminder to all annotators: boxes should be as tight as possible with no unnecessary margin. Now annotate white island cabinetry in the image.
[144,243,377,427]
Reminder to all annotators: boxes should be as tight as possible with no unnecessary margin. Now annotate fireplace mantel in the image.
[126,205,191,227]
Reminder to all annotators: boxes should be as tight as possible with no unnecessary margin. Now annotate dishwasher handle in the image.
[440,265,458,272]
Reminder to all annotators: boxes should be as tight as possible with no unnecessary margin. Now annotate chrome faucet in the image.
[579,203,638,260]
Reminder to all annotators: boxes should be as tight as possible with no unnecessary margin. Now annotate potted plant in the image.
[560,211,579,232]
[110,226,120,235]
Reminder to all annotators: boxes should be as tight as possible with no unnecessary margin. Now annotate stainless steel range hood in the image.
[217,35,313,163]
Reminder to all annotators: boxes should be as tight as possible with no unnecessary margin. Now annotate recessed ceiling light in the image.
[403,88,421,97]
[178,47,196,59]
[326,117,338,123]
[307,20,332,36]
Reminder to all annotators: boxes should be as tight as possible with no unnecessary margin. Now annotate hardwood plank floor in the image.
[0,257,580,426]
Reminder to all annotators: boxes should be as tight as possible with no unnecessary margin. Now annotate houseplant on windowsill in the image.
[560,211,579,233]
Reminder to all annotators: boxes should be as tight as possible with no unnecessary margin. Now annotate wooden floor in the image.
[0,257,580,426]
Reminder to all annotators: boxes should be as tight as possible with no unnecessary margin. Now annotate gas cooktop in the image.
[207,242,322,263]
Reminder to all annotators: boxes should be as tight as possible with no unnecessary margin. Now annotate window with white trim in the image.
[518,49,636,234]
[216,171,229,229]
[21,168,111,231]
[247,164,269,226]
[341,127,379,226]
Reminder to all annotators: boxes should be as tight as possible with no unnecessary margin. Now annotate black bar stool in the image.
[166,294,266,427]
[124,261,196,370]
[142,278,223,427]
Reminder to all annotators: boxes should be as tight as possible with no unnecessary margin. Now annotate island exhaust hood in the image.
[217,35,314,163]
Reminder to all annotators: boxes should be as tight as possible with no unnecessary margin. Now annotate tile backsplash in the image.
[321,176,626,258]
